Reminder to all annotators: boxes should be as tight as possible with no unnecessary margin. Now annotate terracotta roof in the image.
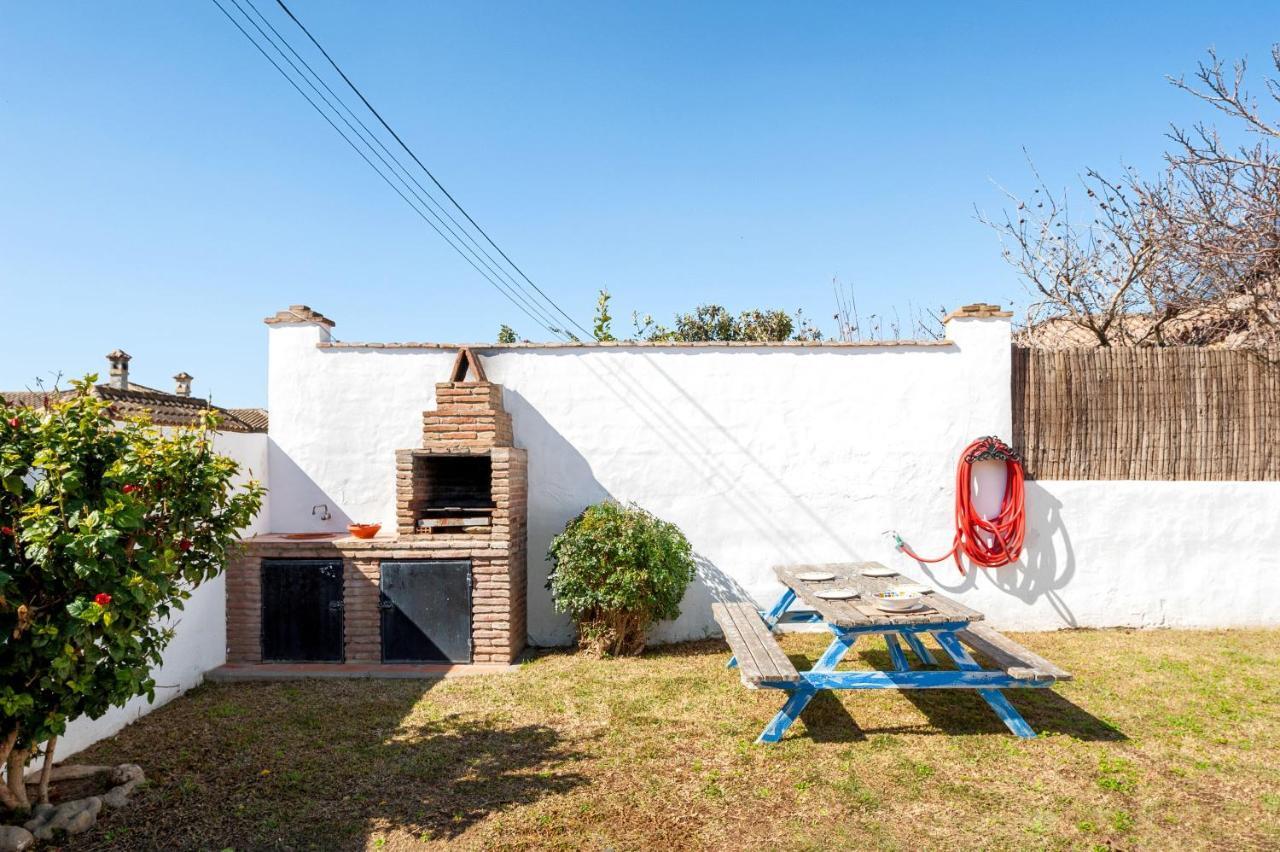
[0,383,268,433]
[225,407,269,432]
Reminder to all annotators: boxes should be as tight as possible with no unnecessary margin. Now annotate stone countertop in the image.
[242,532,506,554]
[250,533,390,545]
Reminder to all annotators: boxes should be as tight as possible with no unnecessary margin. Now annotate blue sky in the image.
[2,1,1277,406]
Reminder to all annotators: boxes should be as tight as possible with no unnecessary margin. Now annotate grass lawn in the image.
[62,628,1279,850]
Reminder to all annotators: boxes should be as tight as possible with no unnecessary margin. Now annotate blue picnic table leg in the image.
[884,633,911,672]
[757,628,856,743]
[728,588,797,670]
[932,630,1037,739]
[900,630,937,666]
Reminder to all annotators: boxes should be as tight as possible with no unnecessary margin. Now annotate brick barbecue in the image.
[226,348,528,668]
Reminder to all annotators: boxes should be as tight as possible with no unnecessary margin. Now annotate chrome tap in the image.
[312,503,331,522]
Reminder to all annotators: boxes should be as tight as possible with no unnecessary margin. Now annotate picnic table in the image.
[712,562,1071,743]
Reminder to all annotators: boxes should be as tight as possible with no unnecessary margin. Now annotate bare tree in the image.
[978,156,1179,347]
[986,47,1280,348]
[1149,47,1280,345]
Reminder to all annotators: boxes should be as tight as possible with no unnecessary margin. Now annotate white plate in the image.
[875,600,927,613]
[861,567,897,578]
[796,571,836,582]
[815,588,859,600]
[893,583,933,595]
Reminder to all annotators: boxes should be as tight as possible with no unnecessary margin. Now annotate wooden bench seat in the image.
[955,624,1073,683]
[712,602,801,686]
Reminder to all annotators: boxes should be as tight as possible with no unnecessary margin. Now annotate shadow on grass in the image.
[765,643,1125,744]
[362,713,588,843]
[67,680,587,851]
[855,645,1126,742]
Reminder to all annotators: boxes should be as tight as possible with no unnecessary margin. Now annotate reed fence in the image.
[1011,346,1280,480]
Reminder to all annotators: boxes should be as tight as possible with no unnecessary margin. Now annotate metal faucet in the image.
[312,503,331,522]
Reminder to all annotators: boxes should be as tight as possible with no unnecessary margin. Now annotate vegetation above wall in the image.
[500,290,824,344]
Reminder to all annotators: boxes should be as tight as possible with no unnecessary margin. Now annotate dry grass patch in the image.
[61,628,1280,850]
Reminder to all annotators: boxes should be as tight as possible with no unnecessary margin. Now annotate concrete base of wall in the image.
[206,662,519,681]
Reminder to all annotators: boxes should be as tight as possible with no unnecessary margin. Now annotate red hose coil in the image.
[898,436,1026,574]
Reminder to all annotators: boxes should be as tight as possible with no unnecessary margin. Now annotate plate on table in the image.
[875,599,927,613]
[815,588,859,600]
[796,571,836,582]
[860,567,897,578]
[893,583,933,595]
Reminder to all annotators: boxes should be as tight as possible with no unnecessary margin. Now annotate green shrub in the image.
[546,501,696,657]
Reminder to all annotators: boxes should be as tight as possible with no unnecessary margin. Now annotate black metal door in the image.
[261,559,344,662]
[380,560,471,663]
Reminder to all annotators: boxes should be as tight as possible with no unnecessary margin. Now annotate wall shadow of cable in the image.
[574,351,861,566]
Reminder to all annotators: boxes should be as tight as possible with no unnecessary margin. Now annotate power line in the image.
[226,0,570,336]
[208,0,570,339]
[272,0,595,341]
[236,0,570,335]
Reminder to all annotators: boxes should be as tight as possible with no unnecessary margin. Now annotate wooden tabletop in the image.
[773,562,984,628]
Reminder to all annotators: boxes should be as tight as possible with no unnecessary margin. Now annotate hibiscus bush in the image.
[0,378,263,812]
[546,501,695,657]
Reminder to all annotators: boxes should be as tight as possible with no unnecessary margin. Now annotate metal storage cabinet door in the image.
[260,559,344,662]
[380,560,472,663]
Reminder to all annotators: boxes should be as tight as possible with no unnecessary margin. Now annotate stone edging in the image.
[0,764,145,850]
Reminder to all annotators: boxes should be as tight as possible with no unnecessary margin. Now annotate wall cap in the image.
[264,305,336,328]
[316,339,954,351]
[942,303,1013,323]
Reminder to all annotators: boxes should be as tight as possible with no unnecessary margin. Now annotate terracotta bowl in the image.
[347,523,382,539]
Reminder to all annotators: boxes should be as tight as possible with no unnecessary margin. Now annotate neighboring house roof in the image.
[1,384,268,434]
[224,407,270,432]
[1020,288,1280,349]
[1,353,268,433]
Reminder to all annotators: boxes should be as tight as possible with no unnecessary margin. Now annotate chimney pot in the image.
[173,371,194,397]
[106,349,131,390]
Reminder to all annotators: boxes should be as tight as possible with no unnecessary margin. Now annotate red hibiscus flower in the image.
[178,539,193,552]
[1,526,13,536]
[94,593,112,607]
[6,417,18,428]
[122,484,139,495]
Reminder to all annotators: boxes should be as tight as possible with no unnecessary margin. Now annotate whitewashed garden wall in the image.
[266,311,1280,645]
[47,306,1280,759]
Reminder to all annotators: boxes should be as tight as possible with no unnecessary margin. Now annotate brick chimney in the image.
[173,372,193,397]
[106,350,131,390]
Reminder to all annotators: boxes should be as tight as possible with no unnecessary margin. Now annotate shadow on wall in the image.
[504,388,762,647]
[503,389,610,646]
[266,438,353,532]
[582,351,861,565]
[504,350,879,644]
[649,554,757,644]
[916,479,1078,627]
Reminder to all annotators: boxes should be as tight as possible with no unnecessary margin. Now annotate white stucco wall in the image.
[54,429,269,761]
[263,312,1280,643]
[888,478,1280,631]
